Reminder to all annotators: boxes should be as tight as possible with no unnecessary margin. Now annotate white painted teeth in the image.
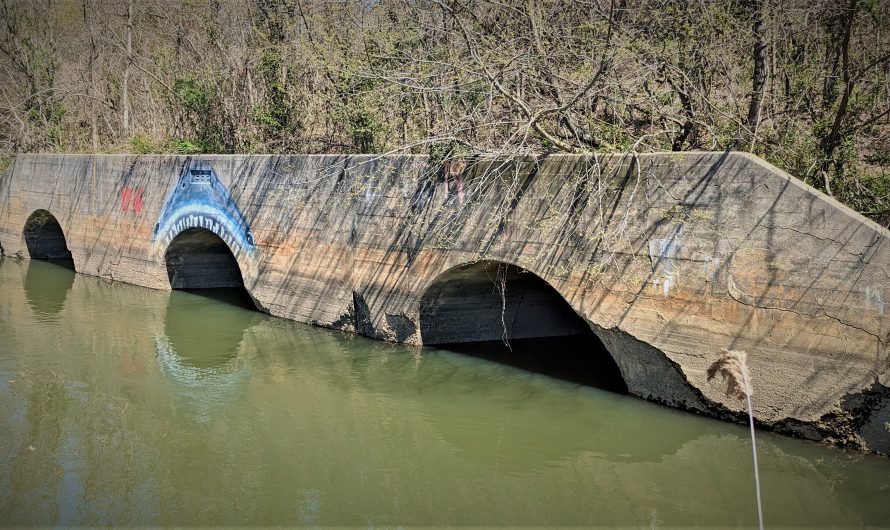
[159,214,237,248]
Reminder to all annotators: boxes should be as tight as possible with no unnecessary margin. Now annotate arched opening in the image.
[164,227,254,309]
[23,209,74,268]
[420,261,628,393]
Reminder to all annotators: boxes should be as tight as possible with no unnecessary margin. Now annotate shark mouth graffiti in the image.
[152,159,256,258]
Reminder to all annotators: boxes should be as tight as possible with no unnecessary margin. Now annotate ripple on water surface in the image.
[0,258,889,527]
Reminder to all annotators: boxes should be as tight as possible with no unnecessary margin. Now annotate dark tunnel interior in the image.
[419,261,628,393]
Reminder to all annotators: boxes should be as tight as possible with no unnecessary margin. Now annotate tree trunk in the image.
[742,0,767,151]
[819,0,858,196]
[122,0,133,138]
[83,0,99,151]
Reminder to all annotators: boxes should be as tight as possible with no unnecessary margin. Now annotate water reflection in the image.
[338,344,696,473]
[411,358,687,470]
[23,259,75,320]
[155,288,266,421]
[2,258,890,527]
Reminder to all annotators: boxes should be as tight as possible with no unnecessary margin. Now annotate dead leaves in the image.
[707,348,752,401]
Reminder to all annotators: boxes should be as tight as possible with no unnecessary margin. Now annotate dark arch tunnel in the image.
[23,209,74,268]
[419,261,628,393]
[164,227,255,309]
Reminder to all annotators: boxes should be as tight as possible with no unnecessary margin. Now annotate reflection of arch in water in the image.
[23,260,76,319]
[333,343,695,473]
[22,209,74,265]
[155,289,266,421]
[419,260,627,393]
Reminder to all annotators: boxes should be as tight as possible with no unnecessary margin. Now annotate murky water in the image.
[1,258,889,528]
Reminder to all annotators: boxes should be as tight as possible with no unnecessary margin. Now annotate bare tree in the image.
[0,0,886,226]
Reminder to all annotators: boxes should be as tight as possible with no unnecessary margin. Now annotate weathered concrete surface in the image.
[0,152,887,453]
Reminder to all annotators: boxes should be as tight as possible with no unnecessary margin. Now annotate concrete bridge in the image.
[1,152,887,454]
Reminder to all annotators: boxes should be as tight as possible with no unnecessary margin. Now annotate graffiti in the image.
[151,160,256,258]
[648,224,684,296]
[865,287,885,315]
[121,187,144,213]
[649,228,733,296]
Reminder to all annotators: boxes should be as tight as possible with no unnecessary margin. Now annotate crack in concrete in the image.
[726,277,885,344]
[768,224,890,277]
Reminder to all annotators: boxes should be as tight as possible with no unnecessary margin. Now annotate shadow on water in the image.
[23,259,76,320]
[176,285,257,310]
[435,334,629,394]
[399,350,688,471]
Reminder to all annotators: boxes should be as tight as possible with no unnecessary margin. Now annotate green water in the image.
[1,259,888,528]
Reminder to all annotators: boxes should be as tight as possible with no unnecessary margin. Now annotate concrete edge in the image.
[7,150,888,237]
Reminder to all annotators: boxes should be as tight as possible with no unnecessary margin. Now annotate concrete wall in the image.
[0,152,887,453]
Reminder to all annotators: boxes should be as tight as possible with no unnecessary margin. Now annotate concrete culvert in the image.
[419,261,628,393]
[23,209,74,267]
[164,228,255,308]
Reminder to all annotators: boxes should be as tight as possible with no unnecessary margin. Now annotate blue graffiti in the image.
[152,160,256,257]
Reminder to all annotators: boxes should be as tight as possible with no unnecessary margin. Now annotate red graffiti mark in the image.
[121,187,144,214]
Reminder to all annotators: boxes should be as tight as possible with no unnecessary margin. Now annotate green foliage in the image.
[593,121,631,151]
[348,104,383,154]
[167,139,202,154]
[253,48,290,137]
[252,105,282,130]
[866,150,890,167]
[130,135,157,154]
[173,77,213,114]
[166,76,227,153]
